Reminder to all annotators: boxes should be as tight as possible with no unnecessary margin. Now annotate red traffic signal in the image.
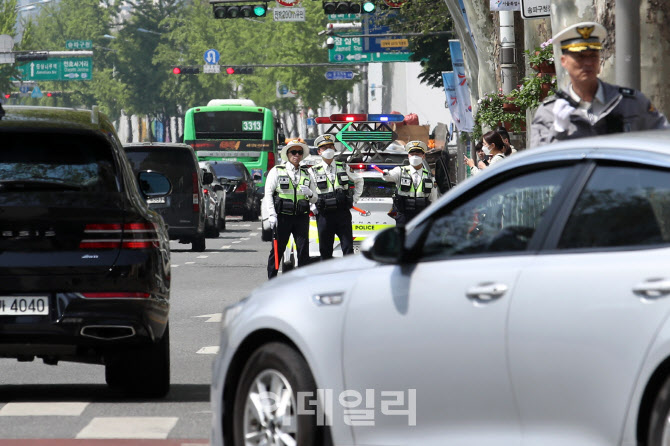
[4,94,10,99]
[225,66,254,75]
[47,92,52,97]
[172,66,200,75]
[226,67,235,75]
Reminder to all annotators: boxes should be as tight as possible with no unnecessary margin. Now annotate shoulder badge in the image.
[619,87,635,97]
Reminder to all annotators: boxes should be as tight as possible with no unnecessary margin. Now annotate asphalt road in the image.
[0,218,267,443]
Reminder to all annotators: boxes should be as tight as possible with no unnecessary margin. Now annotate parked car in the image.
[199,161,227,233]
[124,143,212,251]
[0,105,172,397]
[212,130,670,446]
[206,161,259,221]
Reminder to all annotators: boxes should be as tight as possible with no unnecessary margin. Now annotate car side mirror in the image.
[253,173,262,182]
[361,226,405,264]
[202,171,214,185]
[138,171,171,197]
[255,186,265,198]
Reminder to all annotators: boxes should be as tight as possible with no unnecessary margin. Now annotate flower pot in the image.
[499,120,527,133]
[502,102,520,113]
[539,82,553,101]
[537,61,556,75]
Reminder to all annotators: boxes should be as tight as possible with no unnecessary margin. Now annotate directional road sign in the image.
[520,0,550,18]
[203,64,221,73]
[204,49,220,65]
[66,40,92,50]
[19,85,30,94]
[329,49,411,63]
[325,70,354,80]
[327,13,361,20]
[15,58,93,81]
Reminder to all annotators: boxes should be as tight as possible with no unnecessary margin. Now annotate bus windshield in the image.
[194,111,265,140]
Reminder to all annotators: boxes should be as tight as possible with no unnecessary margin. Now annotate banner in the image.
[448,40,474,133]
[442,72,462,131]
[489,0,521,11]
[457,0,477,49]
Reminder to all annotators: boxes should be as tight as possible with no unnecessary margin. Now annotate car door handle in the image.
[633,279,670,299]
[466,283,508,302]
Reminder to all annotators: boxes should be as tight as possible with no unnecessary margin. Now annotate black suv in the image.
[124,143,212,251]
[0,105,172,397]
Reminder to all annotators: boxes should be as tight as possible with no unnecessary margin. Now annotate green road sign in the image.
[329,47,411,63]
[66,40,92,50]
[15,58,93,81]
[327,13,361,20]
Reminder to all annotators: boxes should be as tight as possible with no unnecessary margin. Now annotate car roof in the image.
[0,105,116,134]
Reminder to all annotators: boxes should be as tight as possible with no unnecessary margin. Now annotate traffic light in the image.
[224,66,255,75]
[45,91,62,98]
[212,1,267,18]
[323,1,359,14]
[362,0,376,13]
[172,66,200,75]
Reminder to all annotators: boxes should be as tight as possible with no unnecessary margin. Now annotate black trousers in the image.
[316,208,353,260]
[267,213,310,279]
[393,209,421,227]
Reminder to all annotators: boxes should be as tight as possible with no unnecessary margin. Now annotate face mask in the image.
[321,149,335,160]
[482,145,491,156]
[409,155,423,167]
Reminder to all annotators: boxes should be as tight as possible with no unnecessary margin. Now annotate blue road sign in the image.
[31,86,43,98]
[325,70,355,80]
[19,85,30,94]
[363,11,409,53]
[204,49,220,65]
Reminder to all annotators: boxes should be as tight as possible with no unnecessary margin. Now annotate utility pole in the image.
[360,64,368,113]
[615,0,640,90]
[499,10,516,94]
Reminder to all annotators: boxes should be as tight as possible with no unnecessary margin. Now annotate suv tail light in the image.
[267,151,275,171]
[236,182,248,193]
[193,172,200,213]
[80,222,159,249]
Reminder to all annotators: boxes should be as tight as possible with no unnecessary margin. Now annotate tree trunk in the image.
[641,0,670,117]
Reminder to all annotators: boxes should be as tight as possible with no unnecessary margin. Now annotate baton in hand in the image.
[370,164,385,174]
[272,226,279,271]
[352,205,371,217]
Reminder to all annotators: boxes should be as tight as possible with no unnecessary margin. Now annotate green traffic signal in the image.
[253,5,266,16]
[362,1,375,12]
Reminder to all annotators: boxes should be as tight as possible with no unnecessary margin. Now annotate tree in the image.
[0,0,20,95]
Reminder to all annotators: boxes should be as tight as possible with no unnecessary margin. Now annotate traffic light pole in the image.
[360,64,368,113]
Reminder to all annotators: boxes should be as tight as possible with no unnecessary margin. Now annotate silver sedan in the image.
[211,130,670,446]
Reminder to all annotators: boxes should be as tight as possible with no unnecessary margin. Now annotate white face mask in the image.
[482,145,491,156]
[321,148,335,160]
[409,155,423,167]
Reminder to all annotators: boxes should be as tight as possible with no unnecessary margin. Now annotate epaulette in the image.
[619,87,636,97]
[541,95,557,105]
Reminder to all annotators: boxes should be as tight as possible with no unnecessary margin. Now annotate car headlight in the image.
[221,298,247,330]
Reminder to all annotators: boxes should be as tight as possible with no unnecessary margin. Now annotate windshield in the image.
[210,163,247,179]
[361,178,396,198]
[194,111,265,140]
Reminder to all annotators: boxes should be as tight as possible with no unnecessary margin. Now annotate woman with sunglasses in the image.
[263,140,318,279]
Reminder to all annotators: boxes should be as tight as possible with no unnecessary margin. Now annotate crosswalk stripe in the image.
[249,232,258,236]
[220,245,231,249]
[196,346,220,355]
[0,402,88,416]
[76,417,178,439]
[196,256,208,259]
[231,241,241,244]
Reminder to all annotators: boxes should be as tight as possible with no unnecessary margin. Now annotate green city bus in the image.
[183,99,283,187]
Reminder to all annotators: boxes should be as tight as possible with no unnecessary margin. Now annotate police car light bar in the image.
[330,113,367,122]
[316,113,405,123]
[368,114,404,122]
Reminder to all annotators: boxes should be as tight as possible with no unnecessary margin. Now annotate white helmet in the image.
[280,140,309,161]
[405,140,428,153]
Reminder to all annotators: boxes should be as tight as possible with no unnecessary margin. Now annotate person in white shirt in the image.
[382,141,438,226]
[263,140,318,279]
[309,134,363,260]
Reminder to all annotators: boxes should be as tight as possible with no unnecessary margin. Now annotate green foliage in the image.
[0,0,18,93]
[513,73,556,111]
[525,39,554,69]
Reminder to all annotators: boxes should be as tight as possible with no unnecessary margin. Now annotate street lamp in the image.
[136,28,162,36]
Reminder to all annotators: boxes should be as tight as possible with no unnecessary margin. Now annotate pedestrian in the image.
[475,141,489,166]
[464,131,506,175]
[263,140,317,279]
[382,141,438,226]
[531,21,670,147]
[495,126,516,155]
[310,134,363,260]
[434,146,453,195]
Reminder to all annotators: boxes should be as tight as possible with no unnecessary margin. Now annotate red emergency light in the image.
[330,114,367,123]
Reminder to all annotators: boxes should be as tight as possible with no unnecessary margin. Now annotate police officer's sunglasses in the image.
[288,150,303,156]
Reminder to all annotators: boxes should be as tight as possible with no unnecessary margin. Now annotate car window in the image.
[558,164,670,249]
[125,147,195,193]
[210,163,246,178]
[420,166,571,259]
[2,133,118,191]
[361,178,396,198]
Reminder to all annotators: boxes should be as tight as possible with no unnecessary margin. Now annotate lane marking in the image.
[76,417,178,439]
[220,245,231,249]
[239,238,250,241]
[185,261,195,264]
[171,265,179,268]
[196,346,220,355]
[0,402,88,416]
[231,241,241,244]
[194,313,222,323]
[196,256,208,259]
[249,232,258,236]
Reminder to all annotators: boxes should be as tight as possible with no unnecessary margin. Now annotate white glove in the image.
[298,185,313,197]
[553,99,575,133]
[268,215,277,229]
[382,169,389,175]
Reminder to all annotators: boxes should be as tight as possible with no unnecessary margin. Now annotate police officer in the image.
[310,134,363,260]
[531,22,670,147]
[263,140,317,279]
[382,141,438,226]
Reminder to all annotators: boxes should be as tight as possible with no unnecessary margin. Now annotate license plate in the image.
[0,296,49,315]
[147,197,166,204]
